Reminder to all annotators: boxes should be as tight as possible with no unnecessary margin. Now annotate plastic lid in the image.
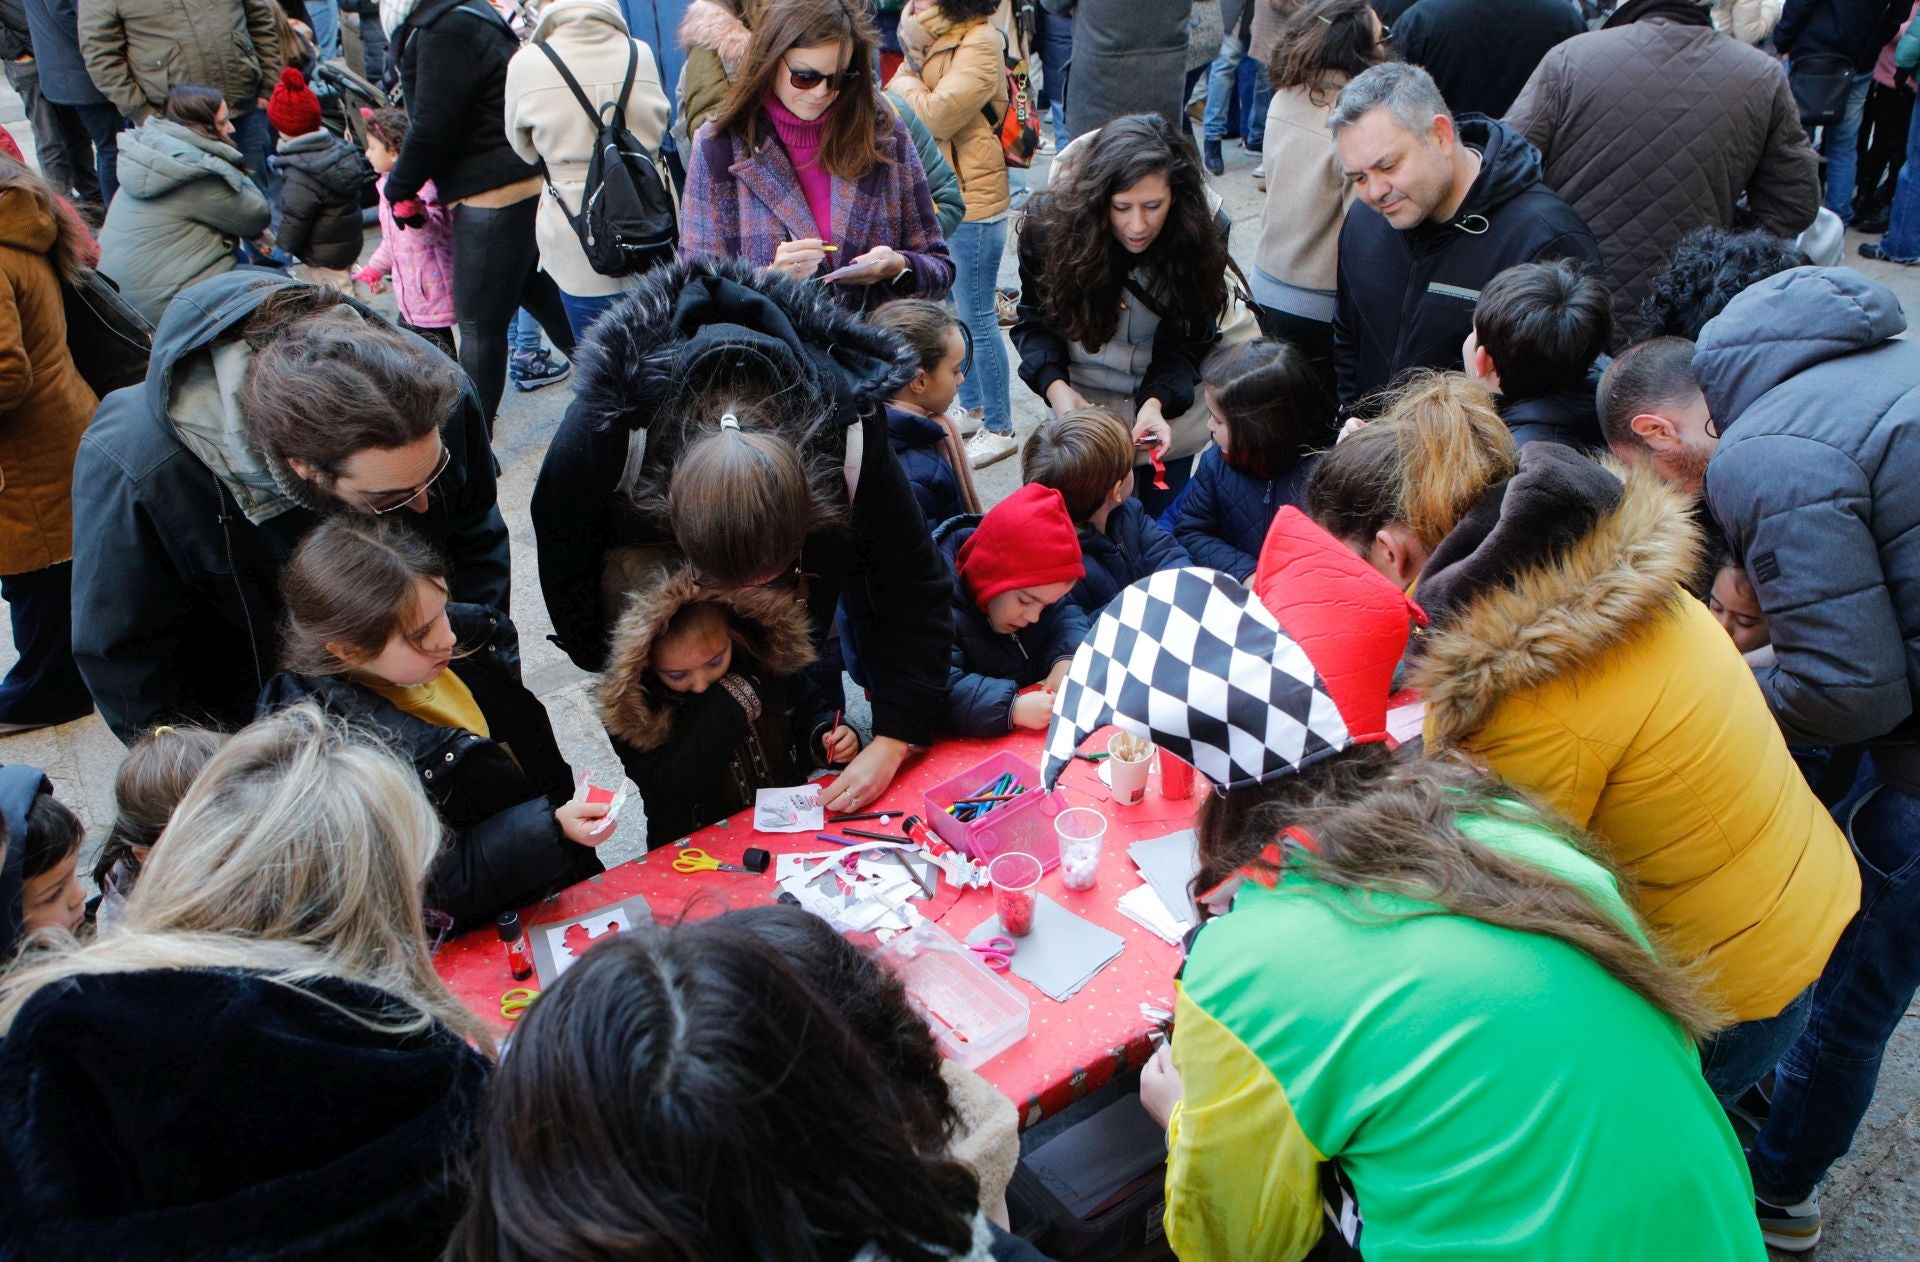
[496,910,523,941]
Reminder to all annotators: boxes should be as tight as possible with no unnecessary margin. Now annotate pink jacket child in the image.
[356,171,456,332]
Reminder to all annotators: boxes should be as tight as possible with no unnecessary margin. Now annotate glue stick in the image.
[498,910,534,981]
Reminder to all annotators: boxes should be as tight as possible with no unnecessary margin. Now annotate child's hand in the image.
[822,723,861,765]
[1140,1040,1183,1129]
[392,197,427,229]
[1011,689,1055,730]
[352,265,387,293]
[555,799,614,846]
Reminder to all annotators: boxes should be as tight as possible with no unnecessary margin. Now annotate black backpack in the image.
[535,40,677,279]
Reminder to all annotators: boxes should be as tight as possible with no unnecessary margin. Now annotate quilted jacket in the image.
[1506,17,1820,320]
[1069,499,1189,620]
[1698,267,1920,794]
[1173,447,1316,582]
[886,404,968,530]
[935,514,1091,738]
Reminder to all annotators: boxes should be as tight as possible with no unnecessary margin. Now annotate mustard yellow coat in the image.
[1415,464,1858,1024]
[889,7,1010,223]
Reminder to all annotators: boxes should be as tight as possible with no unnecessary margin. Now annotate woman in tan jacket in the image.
[506,0,672,340]
[0,159,98,732]
[1250,0,1383,392]
[889,0,1015,467]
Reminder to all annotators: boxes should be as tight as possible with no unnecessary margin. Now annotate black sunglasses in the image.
[784,61,863,93]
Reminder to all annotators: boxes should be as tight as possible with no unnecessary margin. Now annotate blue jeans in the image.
[1038,11,1073,147]
[0,562,92,725]
[950,218,1012,435]
[1749,755,1920,1201]
[1203,30,1245,141]
[510,308,545,355]
[1820,72,1875,222]
[1878,88,1920,262]
[1700,988,1814,1104]
[559,290,619,342]
[70,102,124,207]
[307,0,340,61]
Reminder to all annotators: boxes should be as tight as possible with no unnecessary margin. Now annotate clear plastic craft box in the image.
[875,919,1030,1069]
[922,751,1066,873]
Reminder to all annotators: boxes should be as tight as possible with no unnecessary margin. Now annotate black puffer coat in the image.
[533,254,953,747]
[386,0,538,205]
[1332,116,1601,410]
[274,129,374,269]
[260,605,601,928]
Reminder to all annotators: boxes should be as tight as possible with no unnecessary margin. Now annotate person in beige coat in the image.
[889,0,1014,463]
[0,161,98,731]
[1250,0,1382,391]
[505,0,670,340]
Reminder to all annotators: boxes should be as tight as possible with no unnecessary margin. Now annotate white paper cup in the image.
[1108,733,1153,805]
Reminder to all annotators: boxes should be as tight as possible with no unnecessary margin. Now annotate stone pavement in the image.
[1,80,1916,1259]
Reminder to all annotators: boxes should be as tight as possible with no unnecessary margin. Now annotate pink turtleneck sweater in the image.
[764,96,834,241]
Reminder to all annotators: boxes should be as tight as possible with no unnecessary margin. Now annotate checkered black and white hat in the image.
[1042,509,1426,793]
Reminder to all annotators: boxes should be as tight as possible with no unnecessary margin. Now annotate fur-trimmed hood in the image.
[676,0,751,67]
[596,544,819,751]
[1411,444,1703,748]
[569,255,918,475]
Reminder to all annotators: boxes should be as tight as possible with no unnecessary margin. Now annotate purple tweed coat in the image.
[682,100,954,311]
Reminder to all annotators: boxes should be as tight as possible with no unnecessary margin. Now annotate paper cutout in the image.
[754,784,825,833]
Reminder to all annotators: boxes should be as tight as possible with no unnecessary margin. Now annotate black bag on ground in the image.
[536,40,677,279]
[1790,52,1857,127]
[61,270,151,397]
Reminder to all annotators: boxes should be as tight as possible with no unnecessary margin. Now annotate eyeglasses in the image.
[351,443,451,515]
[956,322,975,379]
[784,61,863,94]
[691,559,807,594]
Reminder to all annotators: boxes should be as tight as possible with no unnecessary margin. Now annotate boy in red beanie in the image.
[266,66,373,289]
[937,483,1091,737]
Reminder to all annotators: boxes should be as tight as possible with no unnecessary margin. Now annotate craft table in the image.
[433,726,1198,1130]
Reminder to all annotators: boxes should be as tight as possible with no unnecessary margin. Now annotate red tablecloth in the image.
[433,727,1199,1129]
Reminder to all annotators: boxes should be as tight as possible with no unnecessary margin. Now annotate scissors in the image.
[673,847,758,875]
[500,987,539,1021]
[970,936,1017,971]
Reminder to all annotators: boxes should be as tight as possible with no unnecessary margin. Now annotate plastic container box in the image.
[875,919,1030,1069]
[923,751,1067,872]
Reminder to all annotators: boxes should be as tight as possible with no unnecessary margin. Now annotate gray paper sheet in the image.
[967,895,1125,1001]
[1128,830,1200,923]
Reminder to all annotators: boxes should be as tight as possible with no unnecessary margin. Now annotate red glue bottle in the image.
[498,910,534,981]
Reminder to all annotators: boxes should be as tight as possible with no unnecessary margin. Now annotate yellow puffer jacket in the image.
[1413,454,1859,1025]
[889,7,1009,223]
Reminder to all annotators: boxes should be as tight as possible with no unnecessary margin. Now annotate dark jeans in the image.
[0,561,92,725]
[1038,11,1073,146]
[450,197,575,426]
[70,101,124,207]
[1749,755,1920,1201]
[1700,987,1814,1104]
[3,58,100,206]
[1858,81,1915,213]
[360,9,390,84]
[558,289,619,342]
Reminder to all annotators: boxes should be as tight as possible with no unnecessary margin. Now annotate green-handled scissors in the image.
[501,987,539,1021]
[672,847,757,875]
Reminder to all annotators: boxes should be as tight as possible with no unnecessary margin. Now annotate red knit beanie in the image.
[958,484,1085,609]
[267,66,323,136]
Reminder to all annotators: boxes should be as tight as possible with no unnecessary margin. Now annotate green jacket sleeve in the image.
[888,91,965,239]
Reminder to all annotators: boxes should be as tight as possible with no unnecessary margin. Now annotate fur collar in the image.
[596,545,818,750]
[1411,454,1703,748]
[677,0,751,66]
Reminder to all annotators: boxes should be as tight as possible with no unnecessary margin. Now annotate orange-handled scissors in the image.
[672,847,757,875]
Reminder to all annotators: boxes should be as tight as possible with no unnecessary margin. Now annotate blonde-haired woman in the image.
[1305,373,1860,1107]
[0,704,493,1257]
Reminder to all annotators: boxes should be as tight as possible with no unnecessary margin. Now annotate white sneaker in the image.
[948,405,985,437]
[966,428,1019,469]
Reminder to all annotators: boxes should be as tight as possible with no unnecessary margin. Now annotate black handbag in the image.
[1790,52,1857,127]
[61,269,152,397]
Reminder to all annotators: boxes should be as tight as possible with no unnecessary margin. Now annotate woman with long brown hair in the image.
[681,0,954,312]
[1251,0,1388,388]
[1305,372,1861,1107]
[0,155,98,733]
[1008,113,1226,506]
[1037,510,1766,1260]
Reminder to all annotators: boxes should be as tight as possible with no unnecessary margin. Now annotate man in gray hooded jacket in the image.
[1644,265,1920,1253]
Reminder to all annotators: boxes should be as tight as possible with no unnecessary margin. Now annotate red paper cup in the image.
[1159,752,1195,801]
[988,851,1043,937]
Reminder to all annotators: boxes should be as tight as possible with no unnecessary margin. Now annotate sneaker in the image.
[1037,132,1056,155]
[1203,137,1224,176]
[1855,207,1891,234]
[948,405,985,437]
[1756,1192,1821,1253]
[1859,240,1919,266]
[996,287,1020,327]
[511,348,572,391]
[1243,135,1263,155]
[965,428,1019,469]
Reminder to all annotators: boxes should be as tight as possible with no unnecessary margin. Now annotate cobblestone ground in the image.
[3,82,1913,1260]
